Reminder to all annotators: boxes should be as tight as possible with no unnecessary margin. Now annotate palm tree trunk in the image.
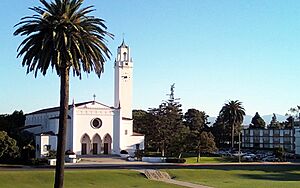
[231,122,234,149]
[54,67,70,188]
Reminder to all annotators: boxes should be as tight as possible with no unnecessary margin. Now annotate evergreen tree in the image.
[211,115,231,148]
[148,84,188,157]
[249,112,265,129]
[268,113,281,129]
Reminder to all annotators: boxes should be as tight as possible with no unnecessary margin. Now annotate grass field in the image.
[167,165,300,188]
[0,170,182,188]
[184,156,231,164]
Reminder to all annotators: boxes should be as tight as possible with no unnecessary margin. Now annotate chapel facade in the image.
[24,41,144,158]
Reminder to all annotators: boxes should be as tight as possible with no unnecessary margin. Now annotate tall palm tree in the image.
[14,0,113,187]
[220,100,245,148]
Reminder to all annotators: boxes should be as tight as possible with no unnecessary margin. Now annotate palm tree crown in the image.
[14,0,113,78]
[220,100,245,148]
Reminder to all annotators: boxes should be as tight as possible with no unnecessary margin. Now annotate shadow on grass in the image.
[238,172,300,181]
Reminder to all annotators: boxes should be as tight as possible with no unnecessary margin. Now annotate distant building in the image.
[24,41,144,158]
[242,126,300,154]
[242,128,294,152]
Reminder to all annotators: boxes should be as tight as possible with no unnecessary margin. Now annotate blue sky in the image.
[1,0,300,117]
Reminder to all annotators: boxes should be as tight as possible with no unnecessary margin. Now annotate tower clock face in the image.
[91,118,102,129]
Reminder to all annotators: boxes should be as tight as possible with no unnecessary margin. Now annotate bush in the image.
[165,158,186,163]
[47,150,57,158]
[134,150,144,161]
[29,158,48,166]
[120,150,128,154]
[65,150,75,155]
[144,151,162,157]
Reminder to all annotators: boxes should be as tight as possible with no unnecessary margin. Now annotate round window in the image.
[91,118,102,129]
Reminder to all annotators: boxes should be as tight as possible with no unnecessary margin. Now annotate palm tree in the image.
[220,100,245,148]
[14,0,113,187]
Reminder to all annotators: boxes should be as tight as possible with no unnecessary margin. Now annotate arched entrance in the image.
[92,134,102,155]
[103,134,112,154]
[80,134,91,155]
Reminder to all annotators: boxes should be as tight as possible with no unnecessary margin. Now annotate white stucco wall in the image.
[73,105,114,155]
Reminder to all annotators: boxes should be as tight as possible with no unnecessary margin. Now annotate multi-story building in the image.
[242,128,295,152]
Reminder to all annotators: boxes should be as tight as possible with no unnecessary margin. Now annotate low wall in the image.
[142,157,166,163]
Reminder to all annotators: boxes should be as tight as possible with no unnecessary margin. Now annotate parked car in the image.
[242,154,256,161]
[262,156,280,162]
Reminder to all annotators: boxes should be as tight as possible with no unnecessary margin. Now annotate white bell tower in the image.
[114,40,133,119]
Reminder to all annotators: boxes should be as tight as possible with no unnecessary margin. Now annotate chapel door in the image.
[104,143,109,154]
[81,143,87,155]
[92,143,98,155]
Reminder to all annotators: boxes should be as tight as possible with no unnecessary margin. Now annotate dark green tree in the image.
[0,111,35,161]
[199,131,217,153]
[132,109,149,134]
[184,109,213,162]
[268,113,282,129]
[132,110,153,150]
[0,131,19,161]
[211,114,231,148]
[284,116,294,128]
[14,1,113,187]
[249,112,265,129]
[220,100,245,148]
[148,84,188,157]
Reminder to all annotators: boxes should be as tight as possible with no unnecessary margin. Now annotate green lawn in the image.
[184,156,231,164]
[0,170,182,188]
[166,165,300,188]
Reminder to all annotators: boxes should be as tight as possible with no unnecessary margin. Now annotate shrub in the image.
[165,158,186,163]
[144,151,162,157]
[134,150,144,161]
[120,150,128,154]
[65,150,75,155]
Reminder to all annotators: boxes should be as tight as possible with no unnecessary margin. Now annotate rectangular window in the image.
[125,130,128,135]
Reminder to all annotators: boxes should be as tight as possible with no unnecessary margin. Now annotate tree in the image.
[285,105,300,128]
[14,1,113,187]
[132,110,149,134]
[147,84,188,157]
[268,113,282,129]
[184,109,212,162]
[0,131,19,161]
[0,111,35,161]
[249,112,265,129]
[132,110,154,150]
[211,114,231,148]
[220,100,245,148]
[199,131,217,153]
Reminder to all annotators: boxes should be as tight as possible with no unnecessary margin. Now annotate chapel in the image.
[24,41,144,158]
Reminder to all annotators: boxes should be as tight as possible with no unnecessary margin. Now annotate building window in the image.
[125,130,128,135]
[91,118,102,129]
[253,130,260,136]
